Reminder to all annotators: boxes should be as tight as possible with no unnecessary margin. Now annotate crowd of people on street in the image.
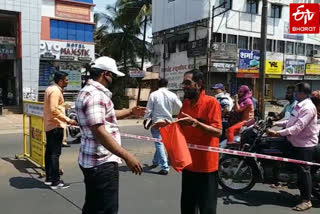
[42,55,320,214]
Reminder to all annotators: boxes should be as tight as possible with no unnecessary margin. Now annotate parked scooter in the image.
[217,113,320,200]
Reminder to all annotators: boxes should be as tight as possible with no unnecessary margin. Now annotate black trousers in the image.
[291,146,315,201]
[45,128,63,183]
[181,170,218,214]
[277,142,315,201]
[80,162,119,214]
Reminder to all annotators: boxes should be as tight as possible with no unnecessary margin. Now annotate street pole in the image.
[137,16,148,106]
[259,0,268,119]
[206,0,213,91]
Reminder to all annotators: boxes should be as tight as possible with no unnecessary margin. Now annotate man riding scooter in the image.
[267,82,318,211]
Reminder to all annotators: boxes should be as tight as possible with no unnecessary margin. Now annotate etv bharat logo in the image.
[290,3,319,34]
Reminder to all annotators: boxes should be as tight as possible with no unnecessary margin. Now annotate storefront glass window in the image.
[238,36,248,49]
[227,35,237,44]
[295,43,305,56]
[306,44,313,57]
[277,40,285,53]
[253,38,260,50]
[286,41,294,55]
[267,39,272,52]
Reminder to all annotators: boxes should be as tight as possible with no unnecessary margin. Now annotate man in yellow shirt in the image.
[43,71,77,190]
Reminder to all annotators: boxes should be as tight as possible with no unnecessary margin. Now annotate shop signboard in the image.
[266,60,282,75]
[238,49,260,73]
[304,76,320,80]
[129,68,145,78]
[237,73,259,78]
[283,75,303,80]
[39,61,82,91]
[266,74,281,79]
[40,40,94,62]
[305,64,320,75]
[211,43,237,60]
[284,59,305,75]
[212,62,236,73]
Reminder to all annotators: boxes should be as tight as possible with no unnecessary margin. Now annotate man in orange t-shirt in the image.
[177,69,222,214]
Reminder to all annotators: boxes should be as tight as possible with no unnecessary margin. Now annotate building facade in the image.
[0,0,41,108]
[152,0,320,100]
[39,0,95,101]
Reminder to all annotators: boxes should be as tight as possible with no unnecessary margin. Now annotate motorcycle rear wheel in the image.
[218,156,257,193]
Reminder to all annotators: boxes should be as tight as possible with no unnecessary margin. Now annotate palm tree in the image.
[94,2,151,72]
[94,2,152,108]
[117,0,152,70]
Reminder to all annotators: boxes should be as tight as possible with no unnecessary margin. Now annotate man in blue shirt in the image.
[274,86,297,121]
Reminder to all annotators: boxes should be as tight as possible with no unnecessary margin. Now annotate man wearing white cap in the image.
[76,56,145,214]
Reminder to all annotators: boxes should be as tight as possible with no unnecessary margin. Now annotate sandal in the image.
[292,201,312,211]
[270,183,284,189]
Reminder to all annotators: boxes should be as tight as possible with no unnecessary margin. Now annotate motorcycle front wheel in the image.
[218,156,257,193]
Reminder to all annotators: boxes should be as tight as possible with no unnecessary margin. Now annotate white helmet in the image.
[91,56,125,77]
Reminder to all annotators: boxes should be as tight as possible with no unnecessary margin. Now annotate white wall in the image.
[0,0,42,101]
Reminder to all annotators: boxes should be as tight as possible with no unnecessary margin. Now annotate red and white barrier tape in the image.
[69,126,320,166]
[120,133,320,167]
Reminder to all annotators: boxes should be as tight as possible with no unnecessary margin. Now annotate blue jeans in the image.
[151,128,169,171]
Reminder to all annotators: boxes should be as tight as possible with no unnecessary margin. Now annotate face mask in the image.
[184,88,198,99]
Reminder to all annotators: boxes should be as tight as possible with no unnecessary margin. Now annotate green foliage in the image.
[94,0,152,109]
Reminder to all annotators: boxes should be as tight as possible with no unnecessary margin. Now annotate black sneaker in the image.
[44,179,52,186]
[50,180,70,190]
[62,143,71,148]
[158,169,169,175]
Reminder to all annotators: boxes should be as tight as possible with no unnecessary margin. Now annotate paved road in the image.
[0,126,319,214]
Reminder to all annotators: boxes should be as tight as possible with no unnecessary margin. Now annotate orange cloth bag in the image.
[160,123,192,172]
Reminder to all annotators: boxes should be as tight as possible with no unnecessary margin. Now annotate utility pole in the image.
[206,0,213,91]
[259,0,268,119]
[137,16,148,106]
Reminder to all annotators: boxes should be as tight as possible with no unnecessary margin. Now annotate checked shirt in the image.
[76,79,121,168]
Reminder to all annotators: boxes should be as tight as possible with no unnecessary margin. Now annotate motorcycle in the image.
[66,106,81,144]
[217,113,320,200]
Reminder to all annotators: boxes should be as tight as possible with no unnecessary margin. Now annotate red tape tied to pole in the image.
[68,126,320,166]
[120,133,320,167]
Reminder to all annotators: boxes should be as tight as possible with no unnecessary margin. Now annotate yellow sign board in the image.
[266,60,282,75]
[305,64,320,75]
[30,116,45,167]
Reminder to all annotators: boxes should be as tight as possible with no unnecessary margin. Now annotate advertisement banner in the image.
[212,62,236,73]
[40,40,94,62]
[39,61,82,91]
[289,4,319,34]
[238,49,260,73]
[266,60,283,75]
[305,64,320,75]
[284,59,305,75]
[30,116,45,167]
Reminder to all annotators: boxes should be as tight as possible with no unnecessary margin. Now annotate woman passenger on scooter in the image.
[226,85,254,144]
[268,83,318,211]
